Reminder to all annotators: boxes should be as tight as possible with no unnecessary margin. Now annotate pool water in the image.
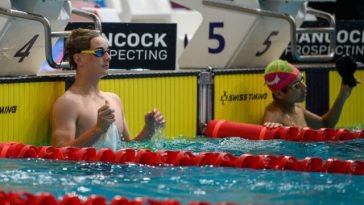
[1,137,364,204]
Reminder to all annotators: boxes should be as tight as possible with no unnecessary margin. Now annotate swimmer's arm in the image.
[304,109,324,129]
[133,126,150,141]
[51,98,103,147]
[133,109,166,141]
[132,110,159,141]
[109,93,161,142]
[120,117,150,142]
[111,93,165,142]
[322,84,352,128]
[306,84,352,129]
[121,114,132,142]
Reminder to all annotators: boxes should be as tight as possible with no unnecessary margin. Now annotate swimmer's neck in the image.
[70,76,102,94]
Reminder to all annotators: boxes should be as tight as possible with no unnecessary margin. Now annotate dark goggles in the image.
[289,76,305,90]
[81,47,110,57]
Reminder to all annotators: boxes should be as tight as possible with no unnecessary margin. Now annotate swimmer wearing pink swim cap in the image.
[262,59,355,130]
[264,60,300,92]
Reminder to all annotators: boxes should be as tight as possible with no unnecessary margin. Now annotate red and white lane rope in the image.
[1,142,363,204]
[0,191,237,205]
[205,120,364,141]
[1,142,363,175]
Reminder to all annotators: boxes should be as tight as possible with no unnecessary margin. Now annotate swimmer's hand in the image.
[263,122,283,128]
[96,100,115,133]
[145,108,166,129]
[144,108,166,140]
[336,55,359,88]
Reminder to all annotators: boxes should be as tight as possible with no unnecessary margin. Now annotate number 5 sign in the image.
[174,0,292,69]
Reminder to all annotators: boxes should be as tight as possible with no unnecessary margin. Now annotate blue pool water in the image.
[1,137,364,204]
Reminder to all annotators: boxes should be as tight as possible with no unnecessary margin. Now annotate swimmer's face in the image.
[288,75,305,90]
[82,36,111,76]
[286,73,307,102]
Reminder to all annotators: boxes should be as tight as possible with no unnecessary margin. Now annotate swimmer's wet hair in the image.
[64,28,100,69]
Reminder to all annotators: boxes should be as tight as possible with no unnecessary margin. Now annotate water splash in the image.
[150,122,165,150]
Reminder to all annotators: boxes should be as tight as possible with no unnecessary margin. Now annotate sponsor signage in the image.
[66,22,177,70]
[281,20,364,62]
[220,91,268,105]
[0,105,17,114]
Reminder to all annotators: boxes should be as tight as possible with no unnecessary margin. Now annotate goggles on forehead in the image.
[81,47,110,57]
[289,76,305,90]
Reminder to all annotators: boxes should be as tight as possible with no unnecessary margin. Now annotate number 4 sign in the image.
[14,35,39,63]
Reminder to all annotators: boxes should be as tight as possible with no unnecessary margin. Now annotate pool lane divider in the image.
[0,191,234,205]
[205,120,364,141]
[1,142,364,175]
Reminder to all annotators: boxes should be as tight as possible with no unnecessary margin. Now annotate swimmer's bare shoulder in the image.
[102,91,122,105]
[103,91,119,99]
[52,91,82,119]
[264,102,283,115]
[262,103,284,124]
[51,91,81,147]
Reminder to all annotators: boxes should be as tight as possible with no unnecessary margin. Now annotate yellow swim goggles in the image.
[81,47,110,57]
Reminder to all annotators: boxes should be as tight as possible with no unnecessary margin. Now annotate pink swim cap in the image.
[264,60,300,92]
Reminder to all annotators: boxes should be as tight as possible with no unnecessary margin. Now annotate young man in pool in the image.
[262,59,357,130]
[51,28,165,151]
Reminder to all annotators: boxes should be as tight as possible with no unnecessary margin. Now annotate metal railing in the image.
[203,0,336,62]
[198,67,214,134]
[0,7,102,69]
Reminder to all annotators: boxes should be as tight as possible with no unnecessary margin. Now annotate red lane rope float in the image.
[205,120,364,141]
[0,191,237,205]
[1,142,364,175]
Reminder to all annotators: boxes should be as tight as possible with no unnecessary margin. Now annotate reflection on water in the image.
[1,137,364,204]
[125,137,364,161]
[0,157,363,204]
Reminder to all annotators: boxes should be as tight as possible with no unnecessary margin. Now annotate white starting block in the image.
[79,7,121,22]
[171,9,203,64]
[0,0,102,76]
[0,0,72,76]
[104,0,122,15]
[119,0,172,23]
[173,0,335,69]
